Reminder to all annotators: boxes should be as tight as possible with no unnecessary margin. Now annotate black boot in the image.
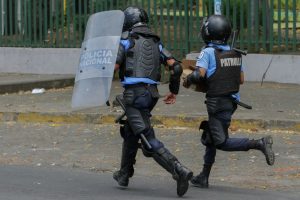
[190,164,212,188]
[152,147,193,197]
[113,141,138,187]
[249,135,275,166]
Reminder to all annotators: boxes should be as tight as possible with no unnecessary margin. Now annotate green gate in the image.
[0,0,299,59]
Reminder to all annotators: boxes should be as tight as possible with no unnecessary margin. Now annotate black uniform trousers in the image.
[203,96,251,165]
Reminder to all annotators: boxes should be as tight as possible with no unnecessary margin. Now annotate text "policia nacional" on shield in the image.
[79,49,113,68]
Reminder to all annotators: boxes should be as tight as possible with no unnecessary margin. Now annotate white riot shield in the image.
[71,10,124,110]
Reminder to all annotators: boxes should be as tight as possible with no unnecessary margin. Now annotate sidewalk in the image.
[0,73,74,94]
[0,73,300,131]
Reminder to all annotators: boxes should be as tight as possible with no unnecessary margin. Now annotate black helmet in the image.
[123,6,149,31]
[201,15,232,45]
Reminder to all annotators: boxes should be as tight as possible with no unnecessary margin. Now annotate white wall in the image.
[186,53,300,84]
[0,47,80,74]
[0,47,299,84]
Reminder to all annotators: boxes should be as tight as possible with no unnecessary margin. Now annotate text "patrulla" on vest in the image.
[220,57,241,67]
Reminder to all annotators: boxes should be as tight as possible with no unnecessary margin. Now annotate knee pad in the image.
[141,142,167,157]
[141,144,153,157]
[143,128,164,151]
[148,139,164,151]
[141,141,164,157]
[140,128,164,156]
[140,139,163,157]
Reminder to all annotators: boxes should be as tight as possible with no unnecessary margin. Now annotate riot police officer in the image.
[113,6,193,197]
[183,15,275,188]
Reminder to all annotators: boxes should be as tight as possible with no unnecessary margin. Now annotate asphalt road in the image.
[0,122,299,199]
[0,165,298,200]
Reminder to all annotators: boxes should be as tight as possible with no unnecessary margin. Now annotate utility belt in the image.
[123,83,160,101]
[206,94,232,98]
[124,83,157,89]
[206,94,252,110]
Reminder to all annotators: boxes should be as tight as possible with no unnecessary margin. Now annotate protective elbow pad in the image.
[187,69,205,85]
[169,62,183,94]
[172,62,183,78]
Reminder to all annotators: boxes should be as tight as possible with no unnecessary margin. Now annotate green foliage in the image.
[273,0,300,9]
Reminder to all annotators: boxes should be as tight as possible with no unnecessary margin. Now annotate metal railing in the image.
[0,0,299,58]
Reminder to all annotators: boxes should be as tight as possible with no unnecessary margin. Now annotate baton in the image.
[231,30,239,49]
[115,95,152,150]
[232,99,252,110]
[230,30,247,56]
[232,48,248,56]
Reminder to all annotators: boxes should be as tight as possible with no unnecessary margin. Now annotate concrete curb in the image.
[0,78,74,94]
[1,111,299,132]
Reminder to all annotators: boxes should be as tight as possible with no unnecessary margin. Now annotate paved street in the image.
[0,165,298,200]
[0,1,299,199]
[0,122,299,199]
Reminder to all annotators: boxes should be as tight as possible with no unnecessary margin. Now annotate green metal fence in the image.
[0,0,299,58]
